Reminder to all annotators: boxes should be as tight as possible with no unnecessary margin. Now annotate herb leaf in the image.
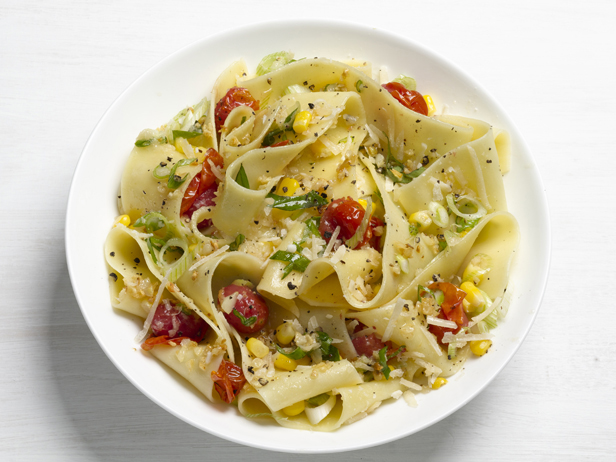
[235,164,250,189]
[270,250,311,279]
[455,216,479,233]
[275,344,309,359]
[378,347,392,379]
[135,136,167,147]
[417,284,434,302]
[317,331,340,362]
[172,130,202,140]
[233,308,256,327]
[304,216,321,238]
[228,234,245,252]
[378,135,426,184]
[266,190,328,211]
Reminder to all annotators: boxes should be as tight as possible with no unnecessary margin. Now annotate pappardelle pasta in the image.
[105,51,519,431]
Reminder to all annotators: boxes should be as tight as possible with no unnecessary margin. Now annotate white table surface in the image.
[2,0,615,460]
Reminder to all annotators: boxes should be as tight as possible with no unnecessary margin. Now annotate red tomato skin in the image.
[215,87,259,132]
[426,282,469,346]
[150,300,208,342]
[141,335,192,351]
[319,197,383,250]
[211,359,246,404]
[270,140,291,147]
[352,333,386,357]
[181,148,223,227]
[218,285,269,334]
[382,82,429,116]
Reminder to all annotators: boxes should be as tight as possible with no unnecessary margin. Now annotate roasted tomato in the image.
[352,333,386,357]
[270,140,291,147]
[211,359,246,404]
[150,299,209,342]
[218,284,269,334]
[426,282,469,346]
[141,335,192,351]
[382,82,428,116]
[180,148,223,216]
[319,197,383,250]
[215,87,259,132]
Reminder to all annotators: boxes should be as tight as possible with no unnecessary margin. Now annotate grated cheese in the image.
[427,315,458,329]
[402,390,418,408]
[382,298,408,342]
[323,226,341,257]
[468,296,502,327]
[400,378,422,391]
[188,245,229,272]
[330,244,347,264]
[418,324,443,356]
[220,292,239,314]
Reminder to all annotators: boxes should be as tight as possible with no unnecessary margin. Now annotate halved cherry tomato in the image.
[353,333,385,357]
[319,197,383,250]
[181,148,224,217]
[382,82,428,116]
[141,335,192,351]
[426,282,469,346]
[150,299,209,342]
[218,284,269,334]
[211,359,246,404]
[215,87,260,132]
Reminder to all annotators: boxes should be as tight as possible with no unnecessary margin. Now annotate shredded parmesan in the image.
[442,332,494,344]
[382,298,408,342]
[330,244,347,264]
[468,296,502,327]
[402,390,418,408]
[134,273,168,343]
[391,390,403,400]
[220,292,239,314]
[323,226,341,257]
[188,245,229,272]
[207,159,225,182]
[426,315,458,329]
[418,324,443,356]
[400,378,422,391]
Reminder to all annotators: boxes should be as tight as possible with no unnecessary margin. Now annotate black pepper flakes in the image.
[110,252,115,257]
[287,282,297,290]
[109,272,118,281]
[134,258,140,264]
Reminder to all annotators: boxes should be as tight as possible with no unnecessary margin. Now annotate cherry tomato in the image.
[218,284,269,334]
[215,87,259,133]
[150,299,209,342]
[352,333,385,357]
[211,359,246,404]
[319,197,383,250]
[382,82,428,116]
[426,282,468,346]
[180,148,224,216]
[141,335,192,351]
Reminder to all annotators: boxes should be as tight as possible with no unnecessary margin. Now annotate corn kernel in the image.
[432,377,447,390]
[460,281,485,312]
[246,338,269,358]
[358,199,375,219]
[296,355,311,366]
[276,177,300,196]
[293,110,312,134]
[470,339,492,356]
[409,211,432,232]
[114,215,131,227]
[423,95,436,117]
[462,254,492,285]
[282,400,305,416]
[276,322,295,345]
[274,353,297,371]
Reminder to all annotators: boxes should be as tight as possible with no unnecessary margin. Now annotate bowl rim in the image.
[65,18,551,453]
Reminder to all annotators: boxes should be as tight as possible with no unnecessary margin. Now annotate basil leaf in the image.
[172,130,202,140]
[378,346,392,379]
[228,234,245,252]
[167,158,197,189]
[135,139,152,147]
[381,135,425,184]
[270,251,311,279]
[262,127,284,147]
[306,393,330,407]
[283,103,300,129]
[235,164,250,189]
[304,216,321,238]
[266,190,328,211]
[233,308,256,327]
[316,331,340,362]
[275,344,309,359]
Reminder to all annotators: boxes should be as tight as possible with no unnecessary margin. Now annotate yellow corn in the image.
[460,281,486,313]
[274,353,297,371]
[470,339,492,356]
[276,322,296,345]
[282,400,305,416]
[296,355,311,366]
[432,377,448,390]
[423,95,436,116]
[114,215,131,227]
[409,211,432,232]
[358,199,375,219]
[276,177,300,196]
[246,338,269,359]
[293,110,312,134]
[272,178,300,221]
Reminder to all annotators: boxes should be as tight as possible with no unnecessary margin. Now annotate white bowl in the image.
[66,19,550,453]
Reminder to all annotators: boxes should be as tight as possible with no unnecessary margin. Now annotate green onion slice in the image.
[317,331,340,362]
[270,250,311,279]
[172,130,202,140]
[167,158,197,189]
[446,194,487,221]
[153,162,171,180]
[228,234,245,252]
[429,202,449,228]
[256,51,294,76]
[275,344,309,359]
[392,74,417,91]
[355,80,363,93]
